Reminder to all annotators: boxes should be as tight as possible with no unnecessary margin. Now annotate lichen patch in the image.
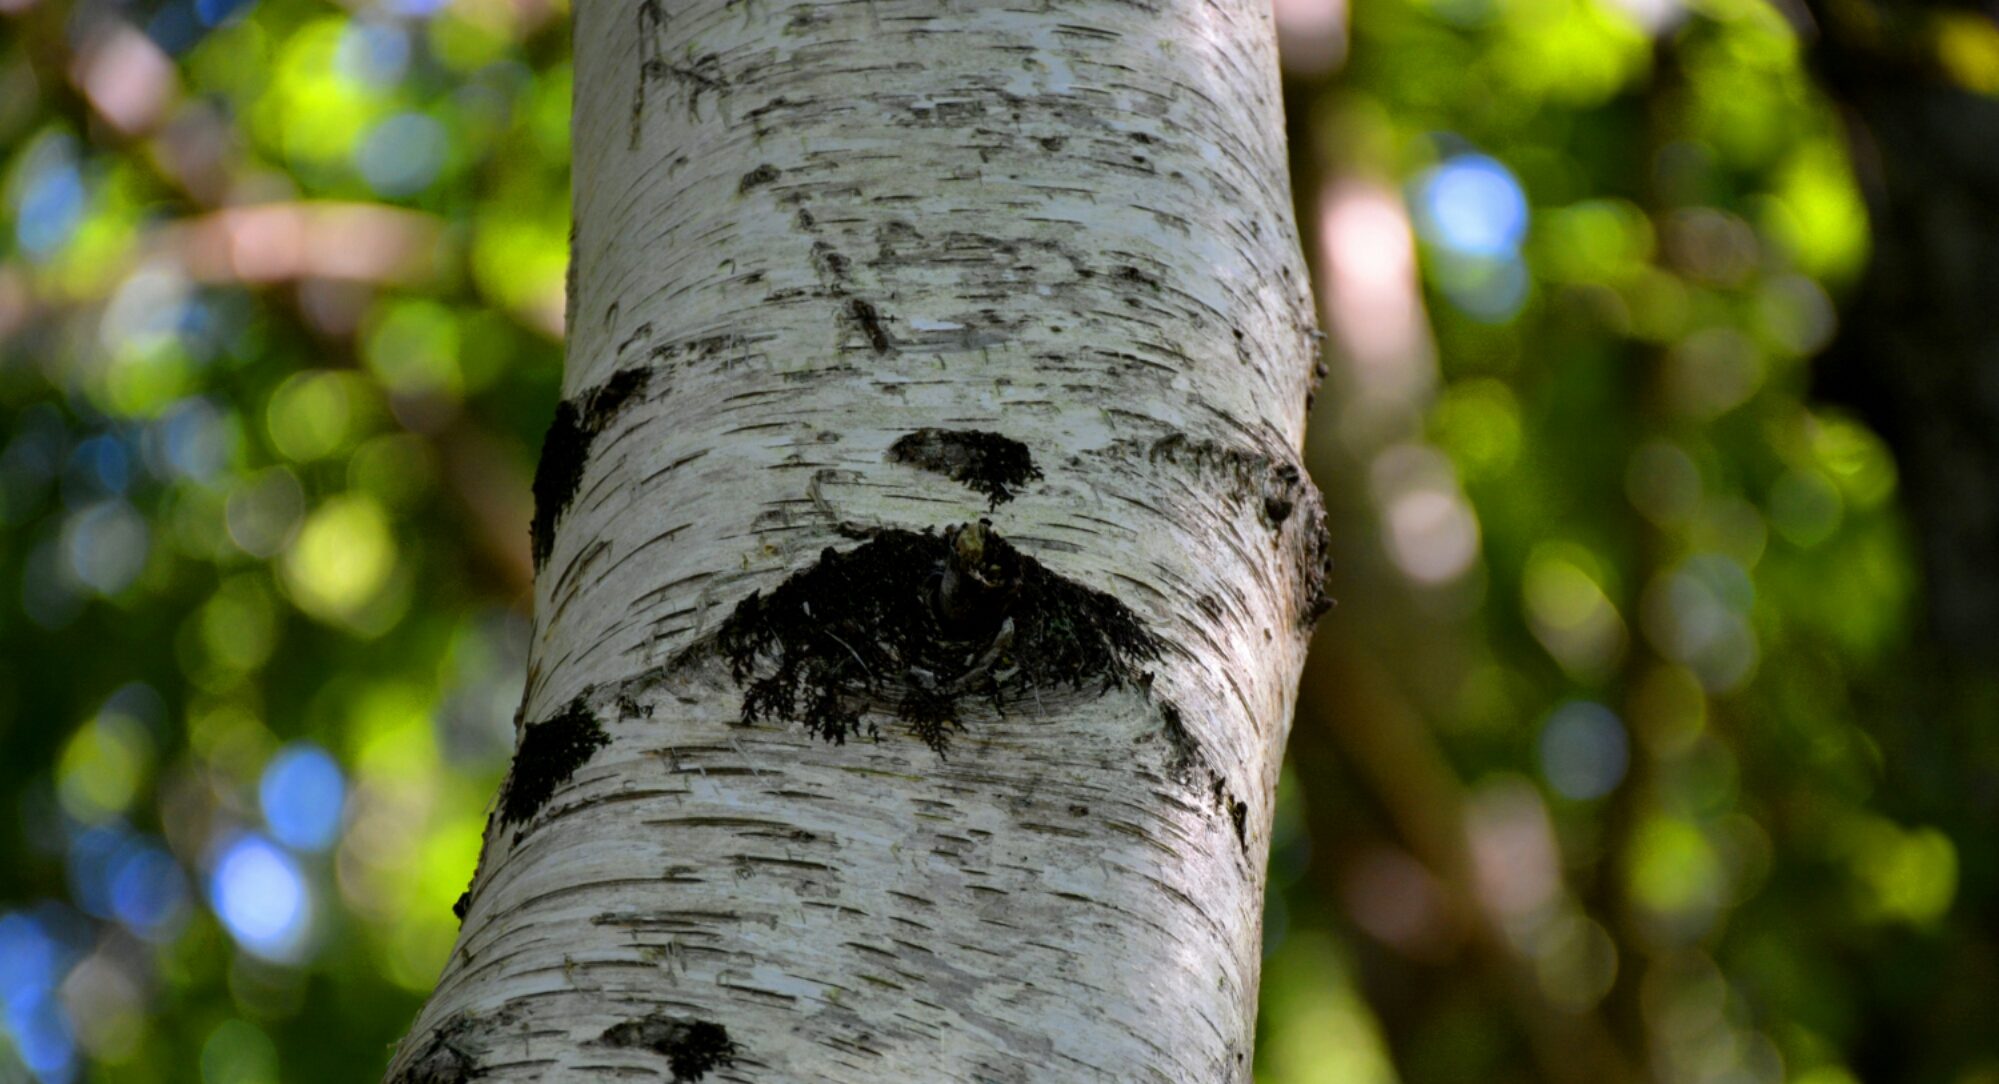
[496,695,610,830]
[530,367,653,570]
[709,521,1159,753]
[888,428,1043,509]
[599,1016,738,1082]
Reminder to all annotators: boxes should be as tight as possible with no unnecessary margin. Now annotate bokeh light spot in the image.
[1641,554,1759,692]
[146,397,231,482]
[358,113,448,197]
[361,299,463,400]
[56,713,155,824]
[200,1019,278,1084]
[1532,912,1619,1012]
[280,494,396,624]
[1628,816,1724,936]
[207,835,311,963]
[1430,378,1522,478]
[60,501,150,596]
[69,434,131,497]
[1440,254,1531,322]
[1768,469,1842,548]
[1522,543,1628,681]
[12,135,86,260]
[259,744,346,852]
[107,840,191,940]
[1849,820,1957,925]
[194,0,254,28]
[1808,413,1896,509]
[1539,700,1630,800]
[265,371,366,461]
[224,467,305,558]
[199,575,281,674]
[0,911,79,1083]
[335,20,410,86]
[1416,153,1529,259]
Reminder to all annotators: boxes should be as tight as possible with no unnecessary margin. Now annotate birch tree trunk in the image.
[387,1,1327,1080]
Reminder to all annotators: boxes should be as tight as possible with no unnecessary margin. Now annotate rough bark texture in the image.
[388,0,1324,1079]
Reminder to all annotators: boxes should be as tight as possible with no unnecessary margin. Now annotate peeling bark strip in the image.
[711,521,1158,753]
[1119,433,1337,622]
[1139,433,1309,530]
[887,429,1043,509]
[599,1016,738,1082]
[393,0,1321,1078]
[496,695,609,828]
[529,367,650,570]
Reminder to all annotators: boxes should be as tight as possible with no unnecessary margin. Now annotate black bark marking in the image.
[1305,324,1329,410]
[530,367,652,570]
[644,53,730,122]
[809,241,849,288]
[849,297,890,353]
[888,428,1043,509]
[1143,434,1304,530]
[496,695,610,830]
[1158,700,1250,853]
[1262,492,1293,526]
[645,331,756,369]
[1212,774,1249,849]
[738,163,780,193]
[1302,506,1335,622]
[599,1016,738,1082]
[616,320,654,359]
[1159,700,1200,778]
[709,521,1160,754]
[531,405,591,571]
[629,0,667,150]
[1112,264,1162,291]
[392,1012,497,1084]
[785,4,831,31]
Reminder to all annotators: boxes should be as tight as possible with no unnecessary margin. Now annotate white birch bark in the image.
[388,0,1326,1080]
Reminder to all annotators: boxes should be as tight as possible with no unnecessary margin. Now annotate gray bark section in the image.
[389,0,1323,1080]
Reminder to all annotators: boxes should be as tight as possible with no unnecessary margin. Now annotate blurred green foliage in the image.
[1,0,565,1076]
[1260,0,1999,1080]
[0,0,1993,1080]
